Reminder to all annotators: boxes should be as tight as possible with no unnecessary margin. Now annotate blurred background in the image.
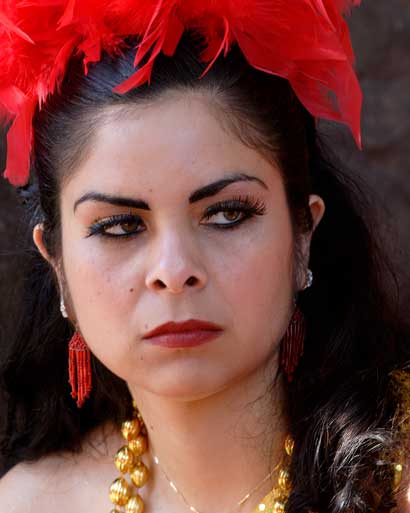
[0,1,409,329]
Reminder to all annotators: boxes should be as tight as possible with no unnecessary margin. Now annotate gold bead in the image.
[278,469,291,494]
[128,435,148,456]
[284,435,294,457]
[130,460,149,487]
[115,445,136,473]
[109,477,131,506]
[110,510,122,513]
[121,419,141,441]
[272,501,286,513]
[126,494,144,513]
[394,462,404,490]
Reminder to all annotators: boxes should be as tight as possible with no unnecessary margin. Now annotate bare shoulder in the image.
[0,421,121,513]
[0,454,72,511]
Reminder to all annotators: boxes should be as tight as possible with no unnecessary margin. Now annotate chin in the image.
[133,362,235,402]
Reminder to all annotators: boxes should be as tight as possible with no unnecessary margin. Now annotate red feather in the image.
[0,0,362,186]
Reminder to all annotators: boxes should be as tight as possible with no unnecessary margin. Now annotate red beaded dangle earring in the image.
[60,297,92,408]
[280,269,313,382]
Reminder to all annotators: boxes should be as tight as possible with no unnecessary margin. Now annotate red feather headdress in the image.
[0,0,362,187]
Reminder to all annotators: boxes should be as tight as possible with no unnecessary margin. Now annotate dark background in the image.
[1,1,409,328]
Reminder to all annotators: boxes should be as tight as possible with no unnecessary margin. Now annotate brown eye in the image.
[201,196,266,231]
[103,218,143,236]
[87,214,144,238]
[223,211,241,222]
[119,219,141,233]
[202,210,244,226]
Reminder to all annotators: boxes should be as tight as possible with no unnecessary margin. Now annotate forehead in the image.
[63,92,279,198]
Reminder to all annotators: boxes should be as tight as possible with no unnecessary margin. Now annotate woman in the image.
[0,2,409,512]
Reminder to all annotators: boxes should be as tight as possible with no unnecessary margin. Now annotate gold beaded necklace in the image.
[109,403,293,513]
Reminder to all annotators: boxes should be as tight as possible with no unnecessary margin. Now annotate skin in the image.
[1,91,327,512]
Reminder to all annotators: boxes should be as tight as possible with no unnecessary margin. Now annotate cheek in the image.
[221,235,293,314]
[62,234,143,339]
[209,218,295,358]
[62,237,147,379]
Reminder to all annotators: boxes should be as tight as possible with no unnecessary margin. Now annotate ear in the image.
[32,223,61,281]
[33,223,72,322]
[296,194,325,289]
[33,223,52,263]
[304,193,326,251]
[308,194,325,232]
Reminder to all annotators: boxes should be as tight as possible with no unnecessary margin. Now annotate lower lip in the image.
[144,330,223,348]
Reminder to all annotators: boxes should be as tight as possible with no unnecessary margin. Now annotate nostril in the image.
[154,280,167,290]
[150,275,200,291]
[186,276,198,286]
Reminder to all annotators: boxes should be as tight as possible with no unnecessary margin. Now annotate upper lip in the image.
[142,319,223,339]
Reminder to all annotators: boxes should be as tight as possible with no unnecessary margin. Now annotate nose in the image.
[144,229,207,294]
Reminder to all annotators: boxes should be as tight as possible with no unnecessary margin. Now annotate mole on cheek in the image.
[129,288,134,292]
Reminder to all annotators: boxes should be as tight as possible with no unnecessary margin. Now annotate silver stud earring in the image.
[60,297,68,318]
[303,269,313,290]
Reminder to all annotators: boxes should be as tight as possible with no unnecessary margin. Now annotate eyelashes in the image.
[87,214,144,238]
[86,194,267,240]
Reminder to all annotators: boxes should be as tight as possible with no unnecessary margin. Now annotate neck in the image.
[128,362,288,513]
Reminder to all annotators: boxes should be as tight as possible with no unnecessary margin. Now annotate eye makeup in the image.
[85,194,266,240]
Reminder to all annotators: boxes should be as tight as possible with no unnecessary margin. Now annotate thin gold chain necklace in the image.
[109,402,293,513]
[151,450,283,513]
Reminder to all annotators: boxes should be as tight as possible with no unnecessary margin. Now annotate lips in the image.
[142,319,223,339]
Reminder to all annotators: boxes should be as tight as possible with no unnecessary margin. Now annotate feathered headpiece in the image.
[0,0,362,187]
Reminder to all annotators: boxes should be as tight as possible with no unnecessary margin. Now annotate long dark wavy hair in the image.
[1,31,409,513]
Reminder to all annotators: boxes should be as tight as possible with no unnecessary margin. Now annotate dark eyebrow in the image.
[73,172,268,213]
[189,173,268,202]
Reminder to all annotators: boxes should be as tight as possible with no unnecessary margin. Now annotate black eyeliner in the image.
[86,213,143,238]
[86,194,266,239]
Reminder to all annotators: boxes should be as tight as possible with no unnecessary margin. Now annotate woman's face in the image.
[34,92,324,401]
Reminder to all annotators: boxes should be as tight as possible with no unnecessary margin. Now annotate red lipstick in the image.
[142,319,223,348]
